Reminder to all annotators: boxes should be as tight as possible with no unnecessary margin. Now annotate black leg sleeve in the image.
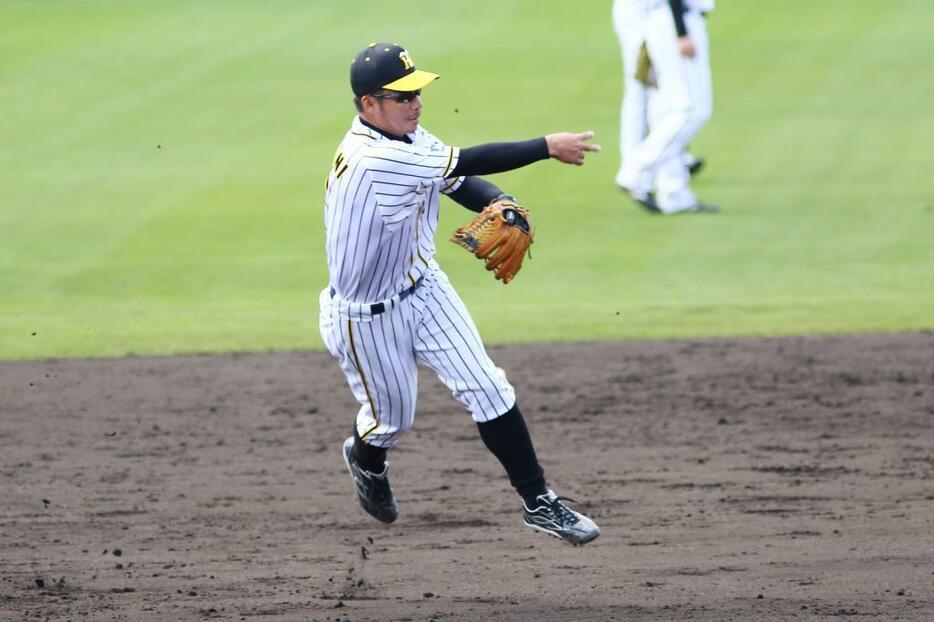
[476,404,547,505]
[352,427,387,473]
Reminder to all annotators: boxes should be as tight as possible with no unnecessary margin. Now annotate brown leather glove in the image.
[450,197,533,284]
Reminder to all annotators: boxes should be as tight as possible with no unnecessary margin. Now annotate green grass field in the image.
[2,0,932,360]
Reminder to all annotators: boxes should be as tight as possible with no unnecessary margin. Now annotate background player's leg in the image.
[682,11,713,140]
[655,11,713,212]
[613,1,649,187]
[655,151,696,212]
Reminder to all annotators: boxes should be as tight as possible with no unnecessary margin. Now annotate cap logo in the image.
[398,50,414,70]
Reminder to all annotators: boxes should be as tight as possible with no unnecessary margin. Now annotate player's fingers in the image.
[579,130,595,141]
[582,142,601,153]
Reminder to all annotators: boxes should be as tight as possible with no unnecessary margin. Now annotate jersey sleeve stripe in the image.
[440,176,463,194]
[441,146,458,178]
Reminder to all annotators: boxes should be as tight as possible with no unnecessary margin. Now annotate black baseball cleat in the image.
[522,490,600,545]
[619,185,661,214]
[342,437,398,523]
[687,156,705,177]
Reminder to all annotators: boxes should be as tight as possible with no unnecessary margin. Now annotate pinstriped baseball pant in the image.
[319,269,516,449]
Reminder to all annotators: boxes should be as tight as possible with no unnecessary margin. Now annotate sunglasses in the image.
[370,90,421,103]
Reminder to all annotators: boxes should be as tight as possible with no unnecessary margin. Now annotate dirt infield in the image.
[2,333,933,621]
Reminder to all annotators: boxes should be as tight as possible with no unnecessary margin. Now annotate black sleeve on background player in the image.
[448,137,549,178]
[447,176,504,213]
[668,0,688,37]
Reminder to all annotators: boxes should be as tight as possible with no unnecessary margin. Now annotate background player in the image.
[320,42,601,545]
[612,0,704,209]
[615,0,718,214]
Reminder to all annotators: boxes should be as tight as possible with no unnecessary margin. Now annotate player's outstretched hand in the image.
[545,131,601,166]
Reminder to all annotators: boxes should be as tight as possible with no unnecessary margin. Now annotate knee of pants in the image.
[682,109,711,141]
[382,417,415,441]
[385,390,418,436]
[689,105,711,128]
[664,105,693,135]
[396,402,416,436]
[357,400,416,448]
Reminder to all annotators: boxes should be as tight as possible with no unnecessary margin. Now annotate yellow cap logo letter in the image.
[398,50,414,70]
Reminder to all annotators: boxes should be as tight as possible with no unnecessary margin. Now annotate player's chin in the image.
[405,117,419,132]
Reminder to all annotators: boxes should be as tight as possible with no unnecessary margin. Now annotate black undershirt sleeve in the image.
[447,176,504,213]
[669,0,688,37]
[448,137,549,178]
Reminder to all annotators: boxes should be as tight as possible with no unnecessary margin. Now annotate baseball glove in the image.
[635,42,657,87]
[450,196,533,284]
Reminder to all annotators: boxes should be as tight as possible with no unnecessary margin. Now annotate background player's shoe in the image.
[618,185,661,214]
[685,155,705,177]
[342,437,398,524]
[674,201,720,214]
[522,490,600,545]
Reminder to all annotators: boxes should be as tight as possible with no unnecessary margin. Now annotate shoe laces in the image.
[543,495,580,526]
[358,466,393,501]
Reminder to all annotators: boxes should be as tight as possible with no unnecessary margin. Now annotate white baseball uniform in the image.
[616,0,714,212]
[612,0,651,172]
[320,117,516,449]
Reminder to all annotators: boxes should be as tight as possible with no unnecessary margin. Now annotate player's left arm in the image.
[447,130,599,178]
[445,176,504,213]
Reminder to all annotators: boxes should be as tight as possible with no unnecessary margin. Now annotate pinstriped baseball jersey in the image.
[320,115,515,448]
[324,116,465,304]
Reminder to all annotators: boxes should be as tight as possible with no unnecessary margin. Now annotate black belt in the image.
[330,276,423,315]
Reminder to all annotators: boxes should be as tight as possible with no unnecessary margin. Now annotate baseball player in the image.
[615,0,718,214]
[319,42,601,545]
[612,0,704,197]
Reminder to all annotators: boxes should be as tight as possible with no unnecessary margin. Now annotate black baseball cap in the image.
[350,42,439,96]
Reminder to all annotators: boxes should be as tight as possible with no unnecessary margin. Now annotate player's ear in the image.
[359,94,377,114]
